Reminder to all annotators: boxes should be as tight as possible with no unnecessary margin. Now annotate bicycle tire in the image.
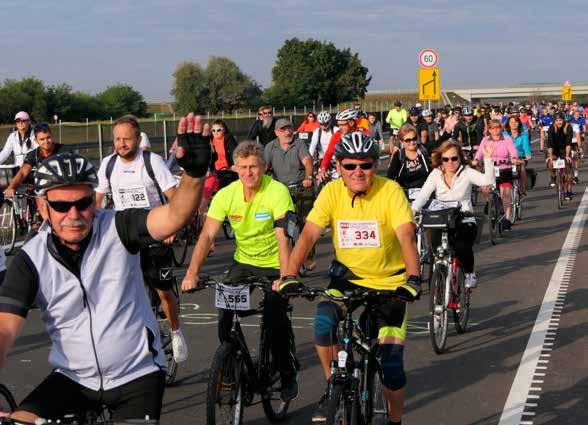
[485,197,497,246]
[0,383,16,413]
[207,342,244,425]
[222,220,235,240]
[510,185,519,225]
[452,263,470,334]
[429,266,448,354]
[172,227,189,267]
[260,330,290,422]
[325,382,353,425]
[556,171,564,209]
[516,189,524,221]
[0,199,17,256]
[364,360,388,425]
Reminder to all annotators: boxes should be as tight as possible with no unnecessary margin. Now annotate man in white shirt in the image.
[94,115,188,363]
[0,111,38,166]
[309,111,338,161]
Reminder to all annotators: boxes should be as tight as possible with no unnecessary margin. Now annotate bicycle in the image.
[172,212,203,267]
[511,164,523,222]
[552,158,567,210]
[295,286,410,425]
[0,409,159,424]
[198,276,297,425]
[484,184,504,246]
[411,203,432,292]
[420,204,471,354]
[1,188,39,255]
[0,383,16,415]
[287,182,315,276]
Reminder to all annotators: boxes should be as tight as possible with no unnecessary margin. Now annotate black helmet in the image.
[35,153,98,195]
[409,106,419,116]
[462,107,474,115]
[334,132,379,161]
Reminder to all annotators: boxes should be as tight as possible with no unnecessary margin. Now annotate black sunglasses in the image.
[46,195,94,213]
[341,162,374,171]
[441,156,460,163]
[403,136,418,142]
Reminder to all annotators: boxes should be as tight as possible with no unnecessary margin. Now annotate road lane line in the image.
[498,187,588,425]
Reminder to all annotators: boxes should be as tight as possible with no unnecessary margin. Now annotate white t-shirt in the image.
[0,131,38,166]
[96,149,177,210]
[309,126,338,159]
[139,132,151,150]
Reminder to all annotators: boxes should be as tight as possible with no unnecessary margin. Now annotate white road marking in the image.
[498,187,588,425]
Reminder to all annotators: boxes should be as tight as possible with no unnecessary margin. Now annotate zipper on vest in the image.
[78,280,104,392]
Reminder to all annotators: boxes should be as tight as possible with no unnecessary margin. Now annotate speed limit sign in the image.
[418,49,439,68]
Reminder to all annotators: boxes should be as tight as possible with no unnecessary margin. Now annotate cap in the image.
[275,118,292,129]
[14,111,30,121]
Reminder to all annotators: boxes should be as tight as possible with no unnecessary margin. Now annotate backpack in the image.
[105,150,165,205]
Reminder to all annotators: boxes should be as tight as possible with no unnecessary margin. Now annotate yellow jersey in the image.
[307,176,414,289]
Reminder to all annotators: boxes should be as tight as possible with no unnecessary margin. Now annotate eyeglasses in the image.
[15,119,29,123]
[441,156,460,163]
[341,162,374,171]
[489,126,502,130]
[403,137,418,143]
[46,195,94,213]
[211,128,224,133]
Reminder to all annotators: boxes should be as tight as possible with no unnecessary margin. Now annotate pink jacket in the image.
[475,135,518,169]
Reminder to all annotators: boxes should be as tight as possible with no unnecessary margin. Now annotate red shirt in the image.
[212,137,229,171]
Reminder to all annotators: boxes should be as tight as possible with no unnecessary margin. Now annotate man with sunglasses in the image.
[247,105,278,146]
[94,115,188,364]
[5,123,64,199]
[0,111,38,167]
[278,132,420,424]
[0,115,211,423]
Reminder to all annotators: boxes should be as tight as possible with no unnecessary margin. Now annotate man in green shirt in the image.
[386,101,408,150]
[181,140,299,401]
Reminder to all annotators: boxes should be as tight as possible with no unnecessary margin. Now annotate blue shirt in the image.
[540,115,553,129]
[568,116,586,137]
[504,131,531,158]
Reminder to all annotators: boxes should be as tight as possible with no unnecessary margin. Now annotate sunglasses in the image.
[15,119,29,123]
[211,128,224,133]
[403,137,418,143]
[441,156,460,163]
[46,195,94,213]
[341,162,374,171]
[489,126,502,129]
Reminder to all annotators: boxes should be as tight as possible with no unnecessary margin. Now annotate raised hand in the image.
[176,113,211,178]
[483,140,494,159]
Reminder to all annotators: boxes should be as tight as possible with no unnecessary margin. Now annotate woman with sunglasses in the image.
[473,119,519,230]
[504,116,532,195]
[295,112,320,146]
[387,124,432,200]
[412,140,495,288]
[0,111,38,167]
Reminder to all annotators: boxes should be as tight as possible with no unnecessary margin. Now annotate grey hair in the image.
[232,140,267,166]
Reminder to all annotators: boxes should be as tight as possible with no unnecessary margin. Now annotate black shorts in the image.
[18,370,165,421]
[140,245,174,291]
[328,278,407,340]
[496,168,514,188]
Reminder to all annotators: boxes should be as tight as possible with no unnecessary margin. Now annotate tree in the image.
[205,56,261,113]
[97,84,147,118]
[171,61,209,114]
[266,38,371,107]
[0,77,46,123]
[45,83,74,120]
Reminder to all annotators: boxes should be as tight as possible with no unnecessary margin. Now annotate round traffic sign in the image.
[418,49,439,68]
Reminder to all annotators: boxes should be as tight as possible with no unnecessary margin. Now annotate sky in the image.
[2,0,586,102]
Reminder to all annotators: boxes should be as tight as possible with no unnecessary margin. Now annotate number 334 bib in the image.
[337,220,381,248]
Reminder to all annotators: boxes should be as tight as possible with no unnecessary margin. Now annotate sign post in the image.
[562,81,573,102]
[418,49,441,102]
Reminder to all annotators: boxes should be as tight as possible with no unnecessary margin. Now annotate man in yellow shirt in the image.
[279,132,419,424]
[386,101,408,150]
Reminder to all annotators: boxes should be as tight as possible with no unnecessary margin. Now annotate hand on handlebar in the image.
[4,187,15,198]
[276,275,306,296]
[395,275,422,302]
[302,178,313,188]
[181,273,202,293]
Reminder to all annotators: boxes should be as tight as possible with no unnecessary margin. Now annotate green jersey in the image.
[207,175,293,268]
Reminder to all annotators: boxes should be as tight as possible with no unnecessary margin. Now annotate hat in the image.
[14,111,30,121]
[275,118,292,129]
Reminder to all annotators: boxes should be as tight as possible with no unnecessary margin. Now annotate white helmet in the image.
[317,111,331,124]
[422,109,433,117]
[334,131,379,161]
[335,108,359,121]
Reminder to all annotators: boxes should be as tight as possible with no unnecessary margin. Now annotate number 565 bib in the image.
[337,220,381,248]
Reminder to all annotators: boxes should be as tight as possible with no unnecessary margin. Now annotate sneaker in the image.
[550,176,556,187]
[503,220,511,231]
[171,329,188,363]
[465,273,478,289]
[564,191,573,201]
[280,376,299,402]
[573,176,579,184]
[312,391,329,423]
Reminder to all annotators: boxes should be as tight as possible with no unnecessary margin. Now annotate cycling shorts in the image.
[18,370,165,421]
[140,245,174,291]
[496,168,513,189]
[327,278,408,341]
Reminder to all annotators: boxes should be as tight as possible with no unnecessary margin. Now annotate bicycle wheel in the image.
[429,266,448,354]
[326,382,353,425]
[0,383,16,413]
[207,342,245,425]
[364,361,388,425]
[485,197,497,246]
[452,263,470,334]
[0,199,17,255]
[260,335,290,422]
[172,227,189,267]
[223,220,235,240]
[510,186,519,225]
[556,171,564,209]
[516,189,524,221]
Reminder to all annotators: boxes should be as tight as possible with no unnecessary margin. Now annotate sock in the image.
[574,170,578,177]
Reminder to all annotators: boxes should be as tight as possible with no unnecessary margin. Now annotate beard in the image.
[116,145,138,160]
[282,135,294,144]
[261,118,273,129]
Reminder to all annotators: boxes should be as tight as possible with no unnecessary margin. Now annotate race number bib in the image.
[512,165,517,173]
[572,124,580,133]
[408,188,421,201]
[553,159,566,169]
[392,129,399,136]
[112,186,150,209]
[542,126,550,132]
[299,132,309,140]
[494,166,501,178]
[337,220,380,248]
[215,283,251,311]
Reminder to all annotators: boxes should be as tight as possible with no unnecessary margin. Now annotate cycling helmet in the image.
[334,131,379,161]
[35,153,98,195]
[335,108,359,121]
[317,111,331,124]
[422,109,433,117]
[408,106,420,116]
[462,107,474,115]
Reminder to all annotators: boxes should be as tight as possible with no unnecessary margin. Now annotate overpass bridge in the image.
[451,84,588,103]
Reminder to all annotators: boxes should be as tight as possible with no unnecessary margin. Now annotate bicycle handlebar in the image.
[291,286,413,303]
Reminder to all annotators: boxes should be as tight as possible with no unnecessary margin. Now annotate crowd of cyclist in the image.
[0,97,584,424]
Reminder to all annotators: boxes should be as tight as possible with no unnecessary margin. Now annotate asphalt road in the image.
[1,154,587,425]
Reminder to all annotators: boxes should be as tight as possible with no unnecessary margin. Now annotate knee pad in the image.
[314,301,340,346]
[380,344,406,391]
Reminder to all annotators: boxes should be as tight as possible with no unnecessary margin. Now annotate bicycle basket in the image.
[421,207,461,229]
